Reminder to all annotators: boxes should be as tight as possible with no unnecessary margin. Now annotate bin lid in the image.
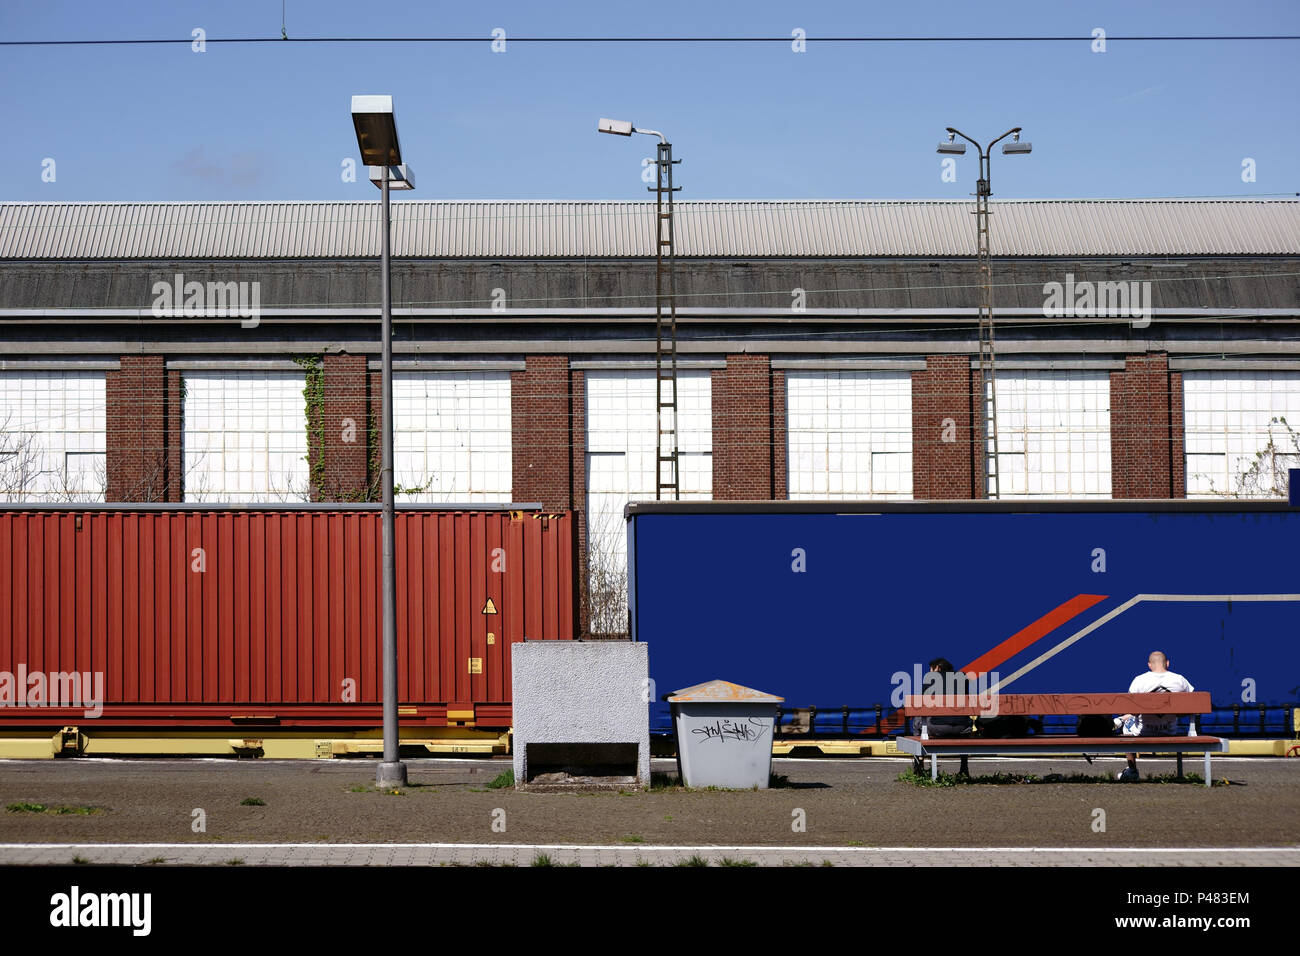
[668,679,784,703]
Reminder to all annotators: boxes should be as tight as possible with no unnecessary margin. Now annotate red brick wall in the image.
[911,355,977,499]
[1110,352,1184,498]
[772,369,787,500]
[317,353,370,501]
[509,356,586,633]
[105,356,182,502]
[511,356,575,510]
[712,354,775,499]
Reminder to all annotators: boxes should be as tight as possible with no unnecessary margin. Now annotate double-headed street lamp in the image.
[937,126,1031,499]
[351,95,415,789]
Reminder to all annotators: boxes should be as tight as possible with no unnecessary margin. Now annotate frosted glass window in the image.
[393,371,512,502]
[1184,371,1300,498]
[994,371,1111,498]
[0,371,106,501]
[786,371,912,499]
[183,371,309,502]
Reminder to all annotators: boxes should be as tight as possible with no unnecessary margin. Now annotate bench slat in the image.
[899,691,1211,717]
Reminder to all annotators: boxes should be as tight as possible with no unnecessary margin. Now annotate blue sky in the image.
[1,0,1297,202]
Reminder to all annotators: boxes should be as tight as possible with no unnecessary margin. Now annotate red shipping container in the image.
[0,506,574,728]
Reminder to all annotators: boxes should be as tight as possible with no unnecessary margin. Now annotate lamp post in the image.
[937,126,1031,499]
[351,95,415,789]
[598,118,681,501]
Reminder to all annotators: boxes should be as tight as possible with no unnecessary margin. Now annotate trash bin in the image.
[669,679,783,789]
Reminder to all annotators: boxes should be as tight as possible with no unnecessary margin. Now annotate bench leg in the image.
[1204,751,1211,788]
[931,754,938,782]
[1176,752,1183,779]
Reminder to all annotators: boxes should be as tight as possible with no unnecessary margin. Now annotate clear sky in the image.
[1,0,1297,203]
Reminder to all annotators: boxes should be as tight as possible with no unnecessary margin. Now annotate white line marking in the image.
[0,843,1294,853]
[991,593,1300,692]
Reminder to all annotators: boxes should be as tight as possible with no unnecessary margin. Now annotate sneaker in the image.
[1117,768,1140,783]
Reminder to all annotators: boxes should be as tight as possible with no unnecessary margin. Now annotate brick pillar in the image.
[911,355,978,499]
[105,356,182,502]
[317,353,370,501]
[772,369,787,500]
[1110,352,1184,498]
[510,356,575,510]
[712,354,774,499]
[510,356,584,635]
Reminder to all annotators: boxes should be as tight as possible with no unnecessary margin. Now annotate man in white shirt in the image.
[1116,650,1194,781]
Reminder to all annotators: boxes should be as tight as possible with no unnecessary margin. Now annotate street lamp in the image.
[937,126,1031,500]
[597,117,681,502]
[352,94,415,790]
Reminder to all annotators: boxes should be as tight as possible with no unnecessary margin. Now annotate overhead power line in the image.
[3,34,1300,48]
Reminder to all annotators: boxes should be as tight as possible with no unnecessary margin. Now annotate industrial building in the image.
[2,198,1298,633]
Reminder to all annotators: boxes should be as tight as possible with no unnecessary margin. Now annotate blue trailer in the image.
[626,501,1300,736]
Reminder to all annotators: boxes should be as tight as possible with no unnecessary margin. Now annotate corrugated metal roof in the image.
[1,200,1297,259]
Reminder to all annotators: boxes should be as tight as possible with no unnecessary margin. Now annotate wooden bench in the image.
[895,692,1226,787]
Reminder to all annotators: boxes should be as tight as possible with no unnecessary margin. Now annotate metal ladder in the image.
[974,176,999,499]
[652,140,682,501]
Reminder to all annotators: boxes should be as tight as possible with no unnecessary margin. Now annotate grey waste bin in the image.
[669,679,784,789]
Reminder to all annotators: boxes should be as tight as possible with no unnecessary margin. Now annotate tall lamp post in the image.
[597,118,681,501]
[351,95,415,789]
[937,126,1031,499]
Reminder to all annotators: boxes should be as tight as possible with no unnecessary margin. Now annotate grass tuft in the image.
[239,797,266,806]
[718,857,757,867]
[7,802,101,815]
[485,769,515,790]
[675,854,710,867]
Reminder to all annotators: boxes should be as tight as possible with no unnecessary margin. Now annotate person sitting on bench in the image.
[1115,650,1194,782]
[911,658,973,777]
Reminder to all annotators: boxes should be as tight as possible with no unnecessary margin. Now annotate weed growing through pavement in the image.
[897,768,1221,787]
[72,855,90,865]
[225,858,245,866]
[718,858,757,867]
[6,803,102,815]
[144,857,166,865]
[675,855,709,867]
[620,835,645,844]
[239,797,266,806]
[485,769,514,789]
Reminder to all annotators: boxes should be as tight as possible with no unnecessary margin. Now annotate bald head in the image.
[1148,651,1169,673]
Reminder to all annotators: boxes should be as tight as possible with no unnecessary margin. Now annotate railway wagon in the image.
[0,505,574,741]
[626,500,1300,734]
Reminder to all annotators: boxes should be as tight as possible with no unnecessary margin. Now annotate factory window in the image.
[585,370,712,634]
[393,371,512,503]
[994,370,1111,498]
[0,371,106,502]
[182,371,309,502]
[786,371,912,499]
[1184,371,1300,498]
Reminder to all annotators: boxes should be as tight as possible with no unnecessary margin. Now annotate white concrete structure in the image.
[393,370,512,502]
[995,370,1112,498]
[1184,370,1300,498]
[585,370,711,632]
[786,370,912,499]
[0,370,106,502]
[182,370,309,502]
[511,640,650,787]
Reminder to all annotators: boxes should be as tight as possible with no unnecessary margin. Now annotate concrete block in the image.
[512,641,650,787]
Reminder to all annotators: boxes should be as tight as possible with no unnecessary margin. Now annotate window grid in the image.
[392,371,512,503]
[0,371,106,502]
[994,371,1112,499]
[1184,371,1300,498]
[182,371,309,502]
[786,371,913,500]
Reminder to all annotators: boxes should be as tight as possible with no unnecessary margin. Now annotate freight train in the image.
[2,499,1297,754]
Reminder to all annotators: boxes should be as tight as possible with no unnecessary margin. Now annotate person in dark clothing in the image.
[911,657,973,777]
